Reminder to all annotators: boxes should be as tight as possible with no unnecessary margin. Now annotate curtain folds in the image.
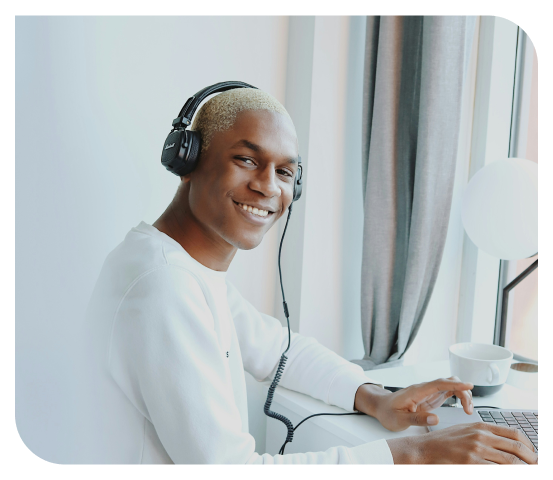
[352,16,471,370]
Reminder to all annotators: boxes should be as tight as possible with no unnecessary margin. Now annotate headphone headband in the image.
[172,81,258,130]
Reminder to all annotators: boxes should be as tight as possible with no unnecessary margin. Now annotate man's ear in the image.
[180,174,192,184]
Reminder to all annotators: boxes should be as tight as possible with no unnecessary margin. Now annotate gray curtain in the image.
[352,16,472,370]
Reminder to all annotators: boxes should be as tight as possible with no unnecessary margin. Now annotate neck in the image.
[153,183,237,272]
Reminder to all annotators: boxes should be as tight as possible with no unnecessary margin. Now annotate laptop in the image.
[428,407,538,451]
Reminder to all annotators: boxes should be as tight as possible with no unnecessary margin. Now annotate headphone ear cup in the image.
[161,129,186,175]
[179,130,202,176]
[173,130,202,177]
[293,167,303,202]
[292,171,302,202]
[161,130,202,176]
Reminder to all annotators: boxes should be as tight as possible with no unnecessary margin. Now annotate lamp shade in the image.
[461,158,538,260]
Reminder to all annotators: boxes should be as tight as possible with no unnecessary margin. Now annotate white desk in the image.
[265,360,538,455]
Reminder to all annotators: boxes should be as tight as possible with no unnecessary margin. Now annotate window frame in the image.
[492,27,538,363]
[456,16,519,345]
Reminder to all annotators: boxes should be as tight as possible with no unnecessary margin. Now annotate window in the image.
[457,19,538,360]
[494,28,538,362]
[498,256,538,361]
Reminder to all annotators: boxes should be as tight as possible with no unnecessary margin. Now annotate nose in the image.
[249,165,281,198]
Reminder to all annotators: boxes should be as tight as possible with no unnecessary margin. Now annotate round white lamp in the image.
[461,157,538,260]
[461,157,538,348]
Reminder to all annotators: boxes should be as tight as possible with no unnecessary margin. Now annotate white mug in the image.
[449,343,513,389]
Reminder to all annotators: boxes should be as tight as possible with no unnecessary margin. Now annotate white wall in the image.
[16,15,289,462]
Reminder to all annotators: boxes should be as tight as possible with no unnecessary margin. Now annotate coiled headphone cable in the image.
[264,204,364,456]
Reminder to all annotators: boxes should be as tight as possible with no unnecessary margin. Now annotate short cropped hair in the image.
[191,88,293,154]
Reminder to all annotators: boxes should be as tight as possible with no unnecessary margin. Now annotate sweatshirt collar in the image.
[134,221,228,280]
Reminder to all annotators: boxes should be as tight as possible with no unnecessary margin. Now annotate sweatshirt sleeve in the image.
[108,265,392,464]
[227,281,383,413]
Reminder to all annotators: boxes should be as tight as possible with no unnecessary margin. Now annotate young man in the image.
[84,88,537,464]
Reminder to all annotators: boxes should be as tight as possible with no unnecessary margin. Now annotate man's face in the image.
[186,109,299,250]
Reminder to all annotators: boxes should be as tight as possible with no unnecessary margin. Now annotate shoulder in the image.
[95,224,208,307]
[97,226,168,296]
[120,264,207,312]
[108,264,215,358]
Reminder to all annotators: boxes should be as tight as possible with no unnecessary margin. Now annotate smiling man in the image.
[84,87,538,465]
[154,90,298,267]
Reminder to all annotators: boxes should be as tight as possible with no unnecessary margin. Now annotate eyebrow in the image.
[230,139,298,164]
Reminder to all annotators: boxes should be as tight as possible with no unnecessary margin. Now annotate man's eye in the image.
[237,157,255,166]
[277,169,293,177]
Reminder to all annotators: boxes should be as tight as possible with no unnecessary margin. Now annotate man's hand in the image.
[386,422,538,464]
[354,377,474,431]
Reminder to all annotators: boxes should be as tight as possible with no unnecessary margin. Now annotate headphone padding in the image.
[170,130,201,176]
[161,129,186,175]
[292,164,303,202]
[293,181,302,202]
[183,130,202,175]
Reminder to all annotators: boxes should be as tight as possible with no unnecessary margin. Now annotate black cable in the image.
[293,411,365,432]
[277,204,294,354]
[263,205,295,447]
[264,204,372,456]
[278,412,365,454]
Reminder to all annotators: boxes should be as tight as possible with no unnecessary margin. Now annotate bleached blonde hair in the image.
[191,88,293,154]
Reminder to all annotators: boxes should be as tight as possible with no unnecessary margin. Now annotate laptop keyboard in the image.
[477,410,538,451]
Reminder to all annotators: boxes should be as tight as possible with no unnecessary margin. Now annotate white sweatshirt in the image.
[83,221,394,464]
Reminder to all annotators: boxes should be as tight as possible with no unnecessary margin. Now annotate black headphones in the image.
[161,81,303,202]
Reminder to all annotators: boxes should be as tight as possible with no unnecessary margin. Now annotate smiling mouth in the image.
[233,200,274,218]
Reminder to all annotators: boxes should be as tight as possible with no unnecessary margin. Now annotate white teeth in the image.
[237,203,269,217]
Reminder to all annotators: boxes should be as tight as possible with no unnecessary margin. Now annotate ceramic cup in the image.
[449,343,513,396]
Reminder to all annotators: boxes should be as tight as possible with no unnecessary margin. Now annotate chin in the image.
[234,238,263,251]
[228,232,265,251]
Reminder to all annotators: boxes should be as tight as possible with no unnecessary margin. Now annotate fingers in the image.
[464,423,537,464]
[482,445,528,464]
[483,423,536,455]
[421,392,454,409]
[419,391,453,410]
[478,424,538,464]
[407,377,473,403]
[403,411,440,428]
[456,388,473,415]
[486,436,538,464]
[421,376,473,414]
